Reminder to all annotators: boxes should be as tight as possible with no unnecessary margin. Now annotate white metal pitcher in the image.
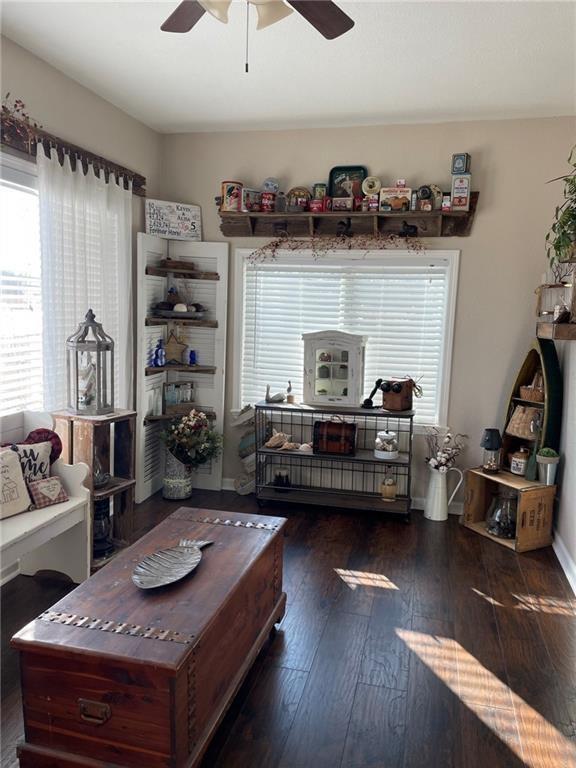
[424,466,464,522]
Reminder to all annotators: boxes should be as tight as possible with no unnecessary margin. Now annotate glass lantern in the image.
[486,489,517,539]
[92,499,114,558]
[480,428,502,474]
[374,430,399,460]
[66,309,114,415]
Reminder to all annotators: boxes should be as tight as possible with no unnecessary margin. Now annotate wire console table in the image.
[254,402,414,520]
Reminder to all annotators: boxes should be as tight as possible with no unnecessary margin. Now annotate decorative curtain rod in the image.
[1,112,146,197]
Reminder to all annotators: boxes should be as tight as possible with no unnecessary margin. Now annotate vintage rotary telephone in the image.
[362,377,423,411]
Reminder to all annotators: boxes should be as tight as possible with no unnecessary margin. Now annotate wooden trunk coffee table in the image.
[12,508,287,768]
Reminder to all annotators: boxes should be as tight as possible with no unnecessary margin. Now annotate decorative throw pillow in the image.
[0,449,32,519]
[27,476,69,509]
[24,429,63,464]
[10,441,52,484]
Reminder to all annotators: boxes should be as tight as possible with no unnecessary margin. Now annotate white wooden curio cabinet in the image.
[302,331,366,407]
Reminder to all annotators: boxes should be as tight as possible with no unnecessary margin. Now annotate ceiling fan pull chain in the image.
[245,0,250,73]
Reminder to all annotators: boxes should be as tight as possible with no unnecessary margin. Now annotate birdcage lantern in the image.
[66,309,114,415]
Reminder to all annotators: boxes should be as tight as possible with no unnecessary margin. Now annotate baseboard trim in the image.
[412,497,463,516]
[219,484,463,516]
[553,533,576,596]
[1,560,20,587]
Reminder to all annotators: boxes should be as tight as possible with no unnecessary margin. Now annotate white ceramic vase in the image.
[424,466,463,522]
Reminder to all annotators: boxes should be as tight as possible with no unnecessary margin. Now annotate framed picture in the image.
[328,166,368,198]
[145,199,202,240]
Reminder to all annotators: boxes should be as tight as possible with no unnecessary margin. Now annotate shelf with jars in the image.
[218,193,479,240]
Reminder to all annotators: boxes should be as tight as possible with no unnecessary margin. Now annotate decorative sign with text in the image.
[145,199,202,241]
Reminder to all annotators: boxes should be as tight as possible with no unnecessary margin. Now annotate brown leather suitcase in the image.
[12,508,286,768]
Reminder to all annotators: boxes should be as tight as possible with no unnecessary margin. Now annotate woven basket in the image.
[519,385,544,402]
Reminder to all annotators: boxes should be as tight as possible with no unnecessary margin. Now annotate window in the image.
[0,156,43,416]
[236,249,459,425]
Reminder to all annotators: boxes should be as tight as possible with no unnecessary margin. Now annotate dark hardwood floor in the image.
[2,490,575,768]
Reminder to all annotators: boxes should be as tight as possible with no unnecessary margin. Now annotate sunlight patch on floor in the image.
[471,587,506,608]
[397,629,576,768]
[471,586,576,617]
[334,568,398,591]
[512,593,576,617]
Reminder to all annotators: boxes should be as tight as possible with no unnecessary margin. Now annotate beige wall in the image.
[0,36,163,222]
[160,116,575,503]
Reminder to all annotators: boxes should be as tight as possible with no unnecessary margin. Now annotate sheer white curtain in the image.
[37,146,132,410]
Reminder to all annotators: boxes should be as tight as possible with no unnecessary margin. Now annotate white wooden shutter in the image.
[135,235,228,502]
[240,250,458,425]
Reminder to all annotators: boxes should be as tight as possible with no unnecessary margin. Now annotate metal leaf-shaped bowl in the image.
[132,539,213,590]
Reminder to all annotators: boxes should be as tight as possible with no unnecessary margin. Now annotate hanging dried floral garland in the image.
[248,230,424,264]
[1,93,43,152]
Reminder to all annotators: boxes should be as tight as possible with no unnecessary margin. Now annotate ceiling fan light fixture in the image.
[198,0,232,24]
[252,0,293,30]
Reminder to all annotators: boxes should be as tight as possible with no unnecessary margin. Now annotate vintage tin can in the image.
[353,196,363,211]
[368,194,379,211]
[221,181,243,212]
[309,199,324,213]
[241,188,262,212]
[451,173,471,211]
[323,197,333,211]
[313,183,327,199]
[261,191,276,212]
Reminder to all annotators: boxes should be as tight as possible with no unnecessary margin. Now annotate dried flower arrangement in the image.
[425,427,467,473]
[248,231,424,264]
[161,409,222,468]
[1,93,42,153]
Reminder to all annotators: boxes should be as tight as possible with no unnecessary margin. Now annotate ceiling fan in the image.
[161,0,355,40]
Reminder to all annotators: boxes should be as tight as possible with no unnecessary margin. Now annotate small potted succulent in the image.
[536,448,560,486]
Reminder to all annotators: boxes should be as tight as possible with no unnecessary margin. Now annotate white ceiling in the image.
[2,1,575,133]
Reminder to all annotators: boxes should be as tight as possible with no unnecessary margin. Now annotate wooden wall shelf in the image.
[144,411,216,424]
[537,323,576,341]
[219,192,479,239]
[145,317,218,328]
[145,364,216,376]
[145,266,220,281]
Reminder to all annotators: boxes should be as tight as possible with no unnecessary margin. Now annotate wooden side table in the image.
[52,410,137,565]
[461,468,556,552]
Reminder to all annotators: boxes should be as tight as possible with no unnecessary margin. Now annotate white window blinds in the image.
[0,175,43,416]
[239,251,458,425]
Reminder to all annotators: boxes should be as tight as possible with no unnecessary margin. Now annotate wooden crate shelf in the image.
[145,265,219,280]
[145,364,216,376]
[537,322,576,340]
[92,476,136,500]
[219,192,479,239]
[52,410,137,563]
[461,468,556,552]
[145,317,218,328]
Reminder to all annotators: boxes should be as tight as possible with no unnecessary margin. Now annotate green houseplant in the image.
[546,146,576,265]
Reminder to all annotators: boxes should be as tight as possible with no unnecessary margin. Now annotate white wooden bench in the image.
[0,411,90,585]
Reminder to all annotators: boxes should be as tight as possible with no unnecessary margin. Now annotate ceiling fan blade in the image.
[287,0,354,39]
[161,1,206,32]
[254,1,294,31]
